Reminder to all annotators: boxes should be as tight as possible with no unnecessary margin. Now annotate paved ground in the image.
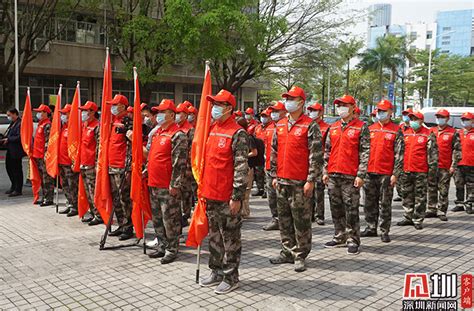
[0,164,472,310]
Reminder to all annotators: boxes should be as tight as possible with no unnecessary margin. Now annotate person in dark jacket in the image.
[2,108,25,196]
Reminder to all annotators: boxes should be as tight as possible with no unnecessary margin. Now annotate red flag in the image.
[45,85,62,178]
[186,64,212,248]
[20,88,41,203]
[68,82,82,173]
[130,67,151,238]
[77,175,90,218]
[94,48,113,224]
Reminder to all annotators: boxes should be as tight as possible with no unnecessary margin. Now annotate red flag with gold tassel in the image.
[45,85,62,178]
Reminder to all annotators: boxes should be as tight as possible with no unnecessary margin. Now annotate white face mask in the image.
[211,105,228,120]
[111,105,120,116]
[7,116,13,122]
[260,116,269,124]
[271,112,281,121]
[144,116,153,127]
[156,113,166,125]
[376,111,389,121]
[436,118,447,126]
[60,114,68,124]
[175,114,183,123]
[337,106,350,119]
[245,114,252,121]
[81,111,89,122]
[284,99,300,113]
[36,112,43,120]
[309,111,319,120]
[187,115,195,122]
[462,120,472,128]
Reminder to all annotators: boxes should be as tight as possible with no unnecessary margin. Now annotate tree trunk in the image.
[378,66,383,102]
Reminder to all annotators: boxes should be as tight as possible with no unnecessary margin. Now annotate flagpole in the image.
[196,244,201,284]
[55,176,59,213]
[55,84,63,213]
[141,210,146,254]
[14,0,19,111]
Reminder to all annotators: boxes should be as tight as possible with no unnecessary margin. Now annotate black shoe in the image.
[34,200,42,205]
[347,243,360,255]
[148,249,166,258]
[438,215,448,221]
[59,207,71,215]
[324,240,346,248]
[181,215,189,228]
[381,233,391,243]
[393,197,402,202]
[5,189,13,195]
[40,201,54,207]
[252,190,264,196]
[424,211,437,218]
[316,218,325,226]
[261,192,267,199]
[397,219,414,226]
[361,228,377,237]
[8,191,22,197]
[451,205,465,212]
[67,210,78,217]
[118,228,134,241]
[160,252,177,264]
[269,255,294,264]
[81,215,94,223]
[109,227,123,237]
[414,224,423,230]
[466,205,473,214]
[88,217,103,226]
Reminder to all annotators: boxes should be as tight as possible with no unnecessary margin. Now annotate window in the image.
[441,41,450,45]
[442,36,451,40]
[426,31,432,39]
[410,31,417,40]
[441,50,450,54]
[442,27,451,31]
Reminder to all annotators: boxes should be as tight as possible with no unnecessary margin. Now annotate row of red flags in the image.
[19,50,211,248]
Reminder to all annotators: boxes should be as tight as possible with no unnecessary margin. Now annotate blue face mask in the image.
[36,112,43,121]
[260,116,269,124]
[187,115,195,123]
[111,105,120,116]
[81,111,89,122]
[410,120,421,131]
[7,116,13,122]
[402,115,410,123]
[436,118,447,126]
[271,112,280,121]
[60,114,68,124]
[462,120,472,128]
[376,111,389,121]
[156,113,166,125]
[211,105,226,120]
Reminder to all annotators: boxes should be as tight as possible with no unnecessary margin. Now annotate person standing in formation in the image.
[394,107,413,202]
[269,86,323,272]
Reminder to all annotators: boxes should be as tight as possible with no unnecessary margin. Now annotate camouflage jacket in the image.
[231,129,250,201]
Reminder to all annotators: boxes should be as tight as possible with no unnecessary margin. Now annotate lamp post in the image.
[14,0,19,110]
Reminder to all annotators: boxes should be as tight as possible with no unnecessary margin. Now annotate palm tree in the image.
[358,34,403,101]
[339,38,364,93]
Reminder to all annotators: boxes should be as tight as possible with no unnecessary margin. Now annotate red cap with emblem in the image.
[152,99,177,112]
[408,111,424,120]
[282,86,306,101]
[107,94,129,106]
[269,101,286,112]
[79,101,99,112]
[307,103,323,111]
[402,107,413,115]
[60,104,72,114]
[461,112,474,120]
[245,107,254,115]
[33,104,52,114]
[377,100,393,110]
[206,89,236,108]
[334,95,356,106]
[435,108,450,118]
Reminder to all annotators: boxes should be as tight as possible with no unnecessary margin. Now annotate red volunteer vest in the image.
[431,126,456,169]
[276,115,313,181]
[459,128,474,166]
[32,118,52,159]
[368,121,399,175]
[80,119,99,166]
[263,123,275,171]
[327,118,365,176]
[148,123,182,188]
[202,117,242,201]
[59,125,71,165]
[108,114,128,169]
[404,127,431,173]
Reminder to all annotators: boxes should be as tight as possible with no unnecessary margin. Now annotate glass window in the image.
[442,27,451,31]
[426,31,432,39]
[441,41,450,45]
[410,31,417,40]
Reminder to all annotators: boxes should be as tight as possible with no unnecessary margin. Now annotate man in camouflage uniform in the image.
[58,104,79,217]
[107,94,134,240]
[361,100,403,243]
[146,100,187,264]
[269,86,323,272]
[199,89,248,295]
[32,104,55,206]
[426,109,461,220]
[394,108,413,202]
[323,95,370,255]
[397,111,438,230]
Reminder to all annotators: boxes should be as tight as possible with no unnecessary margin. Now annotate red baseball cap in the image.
[140,103,148,111]
[176,103,190,113]
[33,104,51,114]
[435,108,450,118]
[187,106,198,115]
[60,104,72,114]
[127,106,133,113]
[402,107,413,115]
[152,99,176,112]
[307,103,323,111]
[354,106,361,115]
[206,89,236,108]
[234,110,243,117]
[334,95,356,106]
[245,107,254,115]
[260,108,271,116]
[370,109,378,117]
[79,101,99,112]
[108,94,129,106]
[377,100,393,111]
[461,112,474,120]
[282,86,306,101]
[269,101,286,112]
[408,111,424,120]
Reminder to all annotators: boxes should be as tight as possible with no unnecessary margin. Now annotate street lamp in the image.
[14,0,19,110]
[425,30,455,107]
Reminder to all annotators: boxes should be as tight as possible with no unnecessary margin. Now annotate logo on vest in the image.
[294,128,302,136]
[370,132,375,138]
[443,135,450,141]
[418,137,425,143]
[160,137,167,145]
[347,129,355,138]
[218,137,226,148]
[470,135,474,140]
[385,133,394,140]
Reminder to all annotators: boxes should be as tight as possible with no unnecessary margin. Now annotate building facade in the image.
[436,9,474,56]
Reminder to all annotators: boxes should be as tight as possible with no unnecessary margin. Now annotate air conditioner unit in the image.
[33,39,51,53]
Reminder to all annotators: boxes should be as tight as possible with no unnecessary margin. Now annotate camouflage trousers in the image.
[149,187,181,254]
[395,172,406,200]
[402,172,428,225]
[109,171,132,230]
[180,178,193,219]
[265,170,278,219]
[253,166,265,191]
[206,199,242,285]
[35,157,54,202]
[454,166,474,204]
[328,174,361,246]
[59,165,79,211]
[427,169,452,215]
[81,168,101,219]
[309,182,325,220]
[242,168,254,217]
[363,174,393,234]
[276,183,312,260]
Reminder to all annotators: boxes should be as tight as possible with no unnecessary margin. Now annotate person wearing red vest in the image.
[307,102,330,226]
[107,94,134,241]
[269,86,322,272]
[426,109,461,220]
[146,100,187,264]
[453,112,474,214]
[57,104,79,217]
[361,100,403,243]
[246,107,265,197]
[32,104,55,206]
[397,111,438,230]
[187,105,198,126]
[322,95,370,255]
[262,103,286,231]
[78,101,101,224]
[394,107,414,202]
[198,89,249,295]
[175,102,194,228]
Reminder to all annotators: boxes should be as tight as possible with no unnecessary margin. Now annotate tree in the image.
[339,37,363,93]
[0,1,80,109]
